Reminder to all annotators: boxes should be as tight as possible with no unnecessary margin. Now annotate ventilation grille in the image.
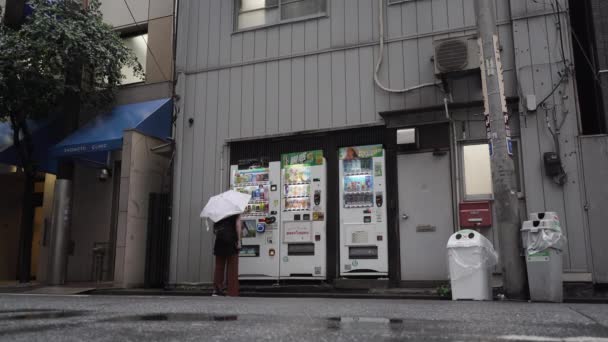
[435,40,469,72]
[352,231,369,244]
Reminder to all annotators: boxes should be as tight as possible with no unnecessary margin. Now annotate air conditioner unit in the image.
[433,35,480,75]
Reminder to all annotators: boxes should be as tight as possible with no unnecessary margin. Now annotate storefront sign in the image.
[339,145,383,160]
[281,150,324,168]
[283,221,313,243]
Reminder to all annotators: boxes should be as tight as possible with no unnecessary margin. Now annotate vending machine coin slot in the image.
[376,192,383,207]
[314,190,321,205]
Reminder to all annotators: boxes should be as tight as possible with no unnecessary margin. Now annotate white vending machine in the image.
[279,150,327,279]
[231,161,281,280]
[339,145,389,276]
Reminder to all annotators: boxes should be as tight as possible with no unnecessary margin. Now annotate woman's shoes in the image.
[211,287,226,297]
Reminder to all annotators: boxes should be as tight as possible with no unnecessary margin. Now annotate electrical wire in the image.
[550,0,601,84]
[122,0,170,82]
[550,0,569,72]
[374,0,442,94]
[536,72,568,110]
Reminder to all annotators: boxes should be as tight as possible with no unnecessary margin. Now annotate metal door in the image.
[398,152,453,281]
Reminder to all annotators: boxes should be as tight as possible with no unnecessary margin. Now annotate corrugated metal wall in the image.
[509,0,590,272]
[170,0,591,284]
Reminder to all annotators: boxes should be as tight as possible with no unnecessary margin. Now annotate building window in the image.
[121,33,148,85]
[462,143,493,199]
[235,0,327,31]
[461,141,523,200]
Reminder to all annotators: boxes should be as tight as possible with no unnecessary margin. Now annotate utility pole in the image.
[475,0,527,299]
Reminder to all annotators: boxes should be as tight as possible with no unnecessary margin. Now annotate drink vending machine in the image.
[338,145,388,276]
[279,150,327,279]
[230,162,281,280]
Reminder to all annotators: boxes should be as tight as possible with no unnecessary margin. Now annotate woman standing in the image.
[212,214,241,296]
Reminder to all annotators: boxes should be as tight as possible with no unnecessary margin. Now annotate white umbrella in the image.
[200,190,251,230]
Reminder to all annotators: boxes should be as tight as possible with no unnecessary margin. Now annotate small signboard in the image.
[283,221,313,243]
[339,145,383,160]
[281,150,324,168]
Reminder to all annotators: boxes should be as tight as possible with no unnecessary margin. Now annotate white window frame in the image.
[459,139,525,202]
[233,0,329,33]
[460,141,494,201]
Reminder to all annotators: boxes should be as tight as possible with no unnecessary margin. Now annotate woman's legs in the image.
[213,255,227,292]
[225,254,239,296]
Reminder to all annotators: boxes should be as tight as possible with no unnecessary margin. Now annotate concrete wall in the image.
[170,0,591,284]
[100,0,174,104]
[0,174,23,280]
[114,130,170,288]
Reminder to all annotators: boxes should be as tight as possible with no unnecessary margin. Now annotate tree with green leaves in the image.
[0,0,142,282]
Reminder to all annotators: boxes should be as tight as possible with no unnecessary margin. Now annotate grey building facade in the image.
[171,0,603,285]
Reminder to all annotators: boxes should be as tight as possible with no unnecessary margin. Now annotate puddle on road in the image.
[107,313,238,322]
[0,309,57,314]
[326,317,405,331]
[0,311,86,321]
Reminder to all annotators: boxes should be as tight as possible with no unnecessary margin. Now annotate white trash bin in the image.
[447,230,498,301]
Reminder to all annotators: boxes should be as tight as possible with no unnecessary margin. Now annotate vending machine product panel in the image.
[339,145,388,276]
[279,150,327,279]
[231,161,281,280]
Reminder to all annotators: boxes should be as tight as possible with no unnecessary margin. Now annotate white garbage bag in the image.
[447,230,498,280]
[521,220,567,255]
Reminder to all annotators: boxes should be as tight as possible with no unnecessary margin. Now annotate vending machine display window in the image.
[283,165,312,211]
[233,168,270,217]
[342,158,375,208]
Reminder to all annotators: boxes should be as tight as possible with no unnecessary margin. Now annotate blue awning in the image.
[0,119,62,174]
[52,98,173,158]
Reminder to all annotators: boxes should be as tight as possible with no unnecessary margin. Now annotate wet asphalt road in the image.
[1,294,608,341]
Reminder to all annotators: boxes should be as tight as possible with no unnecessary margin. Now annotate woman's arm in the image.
[235,216,242,249]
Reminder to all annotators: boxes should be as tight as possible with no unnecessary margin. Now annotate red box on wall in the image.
[459,201,492,228]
